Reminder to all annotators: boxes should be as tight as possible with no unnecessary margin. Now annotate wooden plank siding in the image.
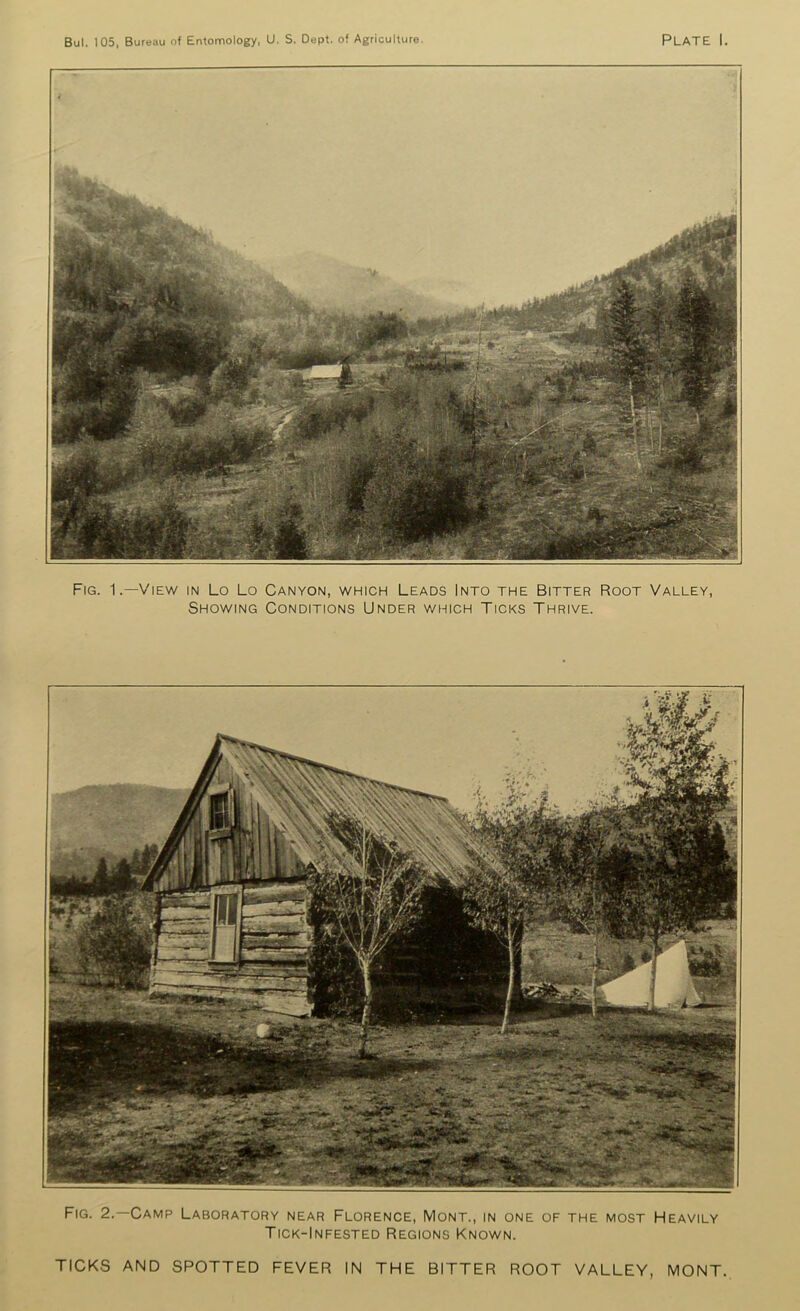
[150,882,312,1015]
[154,754,305,893]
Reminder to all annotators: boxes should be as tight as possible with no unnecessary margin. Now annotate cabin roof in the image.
[307,363,346,379]
[143,733,497,891]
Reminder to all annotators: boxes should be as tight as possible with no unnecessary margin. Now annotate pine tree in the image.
[111,857,132,891]
[605,279,647,470]
[272,500,307,560]
[676,273,715,429]
[92,856,109,893]
[643,277,672,453]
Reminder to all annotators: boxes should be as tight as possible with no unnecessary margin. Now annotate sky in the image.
[49,686,741,815]
[52,66,739,306]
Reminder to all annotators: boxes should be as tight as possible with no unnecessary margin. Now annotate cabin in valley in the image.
[142,733,505,1016]
[304,362,352,389]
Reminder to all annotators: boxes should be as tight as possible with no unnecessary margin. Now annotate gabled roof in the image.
[143,734,497,891]
[307,363,346,379]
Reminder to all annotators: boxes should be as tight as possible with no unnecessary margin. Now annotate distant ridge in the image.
[50,783,188,881]
[484,214,737,333]
[268,251,461,319]
[406,275,480,309]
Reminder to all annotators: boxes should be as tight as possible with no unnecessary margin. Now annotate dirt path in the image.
[271,405,298,443]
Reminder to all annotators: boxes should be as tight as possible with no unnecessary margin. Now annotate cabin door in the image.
[211,890,240,962]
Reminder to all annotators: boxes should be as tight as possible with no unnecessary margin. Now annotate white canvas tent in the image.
[599,940,702,1009]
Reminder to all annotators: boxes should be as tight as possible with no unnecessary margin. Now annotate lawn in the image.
[47,982,736,1189]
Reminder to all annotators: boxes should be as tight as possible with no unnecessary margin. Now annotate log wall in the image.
[149,880,311,1015]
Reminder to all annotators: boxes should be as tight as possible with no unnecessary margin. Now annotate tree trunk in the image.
[645,396,655,454]
[358,960,373,1058]
[647,928,660,1013]
[591,925,600,1019]
[628,378,642,471]
[500,914,516,1035]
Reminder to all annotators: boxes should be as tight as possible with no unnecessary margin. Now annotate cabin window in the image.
[209,888,241,963]
[207,785,235,837]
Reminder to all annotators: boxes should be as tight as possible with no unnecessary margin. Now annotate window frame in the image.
[207,783,235,839]
[208,886,243,966]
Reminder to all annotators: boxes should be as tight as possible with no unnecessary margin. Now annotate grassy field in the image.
[47,981,736,1189]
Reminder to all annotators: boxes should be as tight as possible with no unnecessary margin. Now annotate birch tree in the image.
[464,767,558,1033]
[310,815,425,1058]
[553,800,627,1017]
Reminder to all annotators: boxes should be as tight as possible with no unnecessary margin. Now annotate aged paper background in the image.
[3,0,797,1306]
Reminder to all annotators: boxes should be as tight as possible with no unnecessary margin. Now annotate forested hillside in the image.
[50,176,737,561]
[484,215,736,341]
[51,166,353,445]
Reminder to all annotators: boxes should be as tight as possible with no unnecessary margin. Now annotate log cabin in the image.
[142,733,504,1015]
[304,362,352,388]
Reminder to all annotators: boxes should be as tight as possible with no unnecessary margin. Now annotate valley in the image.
[50,166,737,562]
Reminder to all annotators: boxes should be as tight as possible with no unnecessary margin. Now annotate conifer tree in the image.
[676,273,715,429]
[606,278,647,470]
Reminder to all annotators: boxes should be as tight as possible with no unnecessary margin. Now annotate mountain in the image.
[268,251,460,319]
[406,276,480,309]
[484,214,737,336]
[51,166,309,443]
[54,165,305,325]
[50,783,188,881]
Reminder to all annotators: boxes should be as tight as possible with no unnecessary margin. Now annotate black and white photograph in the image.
[47,685,740,1189]
[49,66,739,562]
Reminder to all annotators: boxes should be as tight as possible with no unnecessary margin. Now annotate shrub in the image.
[51,440,101,503]
[71,500,125,557]
[306,911,363,1018]
[721,381,737,418]
[272,500,307,559]
[70,490,189,559]
[52,370,138,444]
[658,436,704,471]
[688,944,723,976]
[74,894,151,988]
[52,400,103,446]
[160,386,207,425]
[209,351,254,401]
[357,312,408,351]
[244,500,307,561]
[245,362,304,406]
[288,390,376,445]
[127,391,179,475]
[124,492,189,558]
[362,448,472,547]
